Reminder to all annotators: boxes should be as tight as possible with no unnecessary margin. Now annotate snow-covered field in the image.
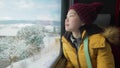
[7,36,60,68]
[0,24,34,36]
[0,24,61,68]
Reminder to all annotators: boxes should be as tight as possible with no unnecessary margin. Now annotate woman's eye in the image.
[69,14,74,17]
[67,13,75,18]
[69,15,73,17]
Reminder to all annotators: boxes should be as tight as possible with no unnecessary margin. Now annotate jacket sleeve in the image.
[62,46,74,68]
[97,42,115,68]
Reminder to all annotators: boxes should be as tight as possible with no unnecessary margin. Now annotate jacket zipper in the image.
[76,40,82,68]
[74,43,80,68]
[76,50,80,68]
[74,40,81,68]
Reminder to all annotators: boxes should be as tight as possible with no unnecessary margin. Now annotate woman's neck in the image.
[72,30,81,39]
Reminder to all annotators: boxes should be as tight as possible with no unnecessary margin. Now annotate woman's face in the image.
[65,9,84,32]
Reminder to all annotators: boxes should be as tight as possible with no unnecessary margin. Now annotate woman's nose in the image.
[65,18,69,23]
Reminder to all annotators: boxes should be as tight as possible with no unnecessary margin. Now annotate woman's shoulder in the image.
[89,33,105,39]
[89,33,106,48]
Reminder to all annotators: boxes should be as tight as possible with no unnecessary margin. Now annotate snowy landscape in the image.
[0,0,61,67]
[0,20,61,68]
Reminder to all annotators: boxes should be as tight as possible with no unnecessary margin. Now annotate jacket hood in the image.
[102,27,120,45]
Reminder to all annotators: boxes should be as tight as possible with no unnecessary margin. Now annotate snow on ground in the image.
[0,24,34,36]
[0,26,21,36]
[6,36,60,68]
[0,59,10,68]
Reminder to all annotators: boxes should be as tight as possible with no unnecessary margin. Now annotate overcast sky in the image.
[0,0,61,21]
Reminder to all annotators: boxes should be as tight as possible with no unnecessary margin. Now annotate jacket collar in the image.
[62,30,87,44]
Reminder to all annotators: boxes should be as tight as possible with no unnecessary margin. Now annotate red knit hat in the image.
[69,2,103,24]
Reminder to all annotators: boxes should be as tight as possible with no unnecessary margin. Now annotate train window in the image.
[0,0,61,68]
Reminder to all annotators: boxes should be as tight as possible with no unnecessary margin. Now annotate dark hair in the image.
[79,24,103,36]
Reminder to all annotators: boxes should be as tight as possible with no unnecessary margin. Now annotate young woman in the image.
[61,2,115,68]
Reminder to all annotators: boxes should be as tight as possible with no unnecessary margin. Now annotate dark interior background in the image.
[77,0,116,26]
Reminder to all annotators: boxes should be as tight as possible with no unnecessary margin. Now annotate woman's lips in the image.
[65,24,69,26]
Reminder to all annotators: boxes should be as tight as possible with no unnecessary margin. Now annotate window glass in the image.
[0,0,61,68]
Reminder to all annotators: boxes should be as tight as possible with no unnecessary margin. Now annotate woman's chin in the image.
[65,28,71,32]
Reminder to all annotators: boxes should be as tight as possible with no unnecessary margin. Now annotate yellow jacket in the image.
[62,29,115,68]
